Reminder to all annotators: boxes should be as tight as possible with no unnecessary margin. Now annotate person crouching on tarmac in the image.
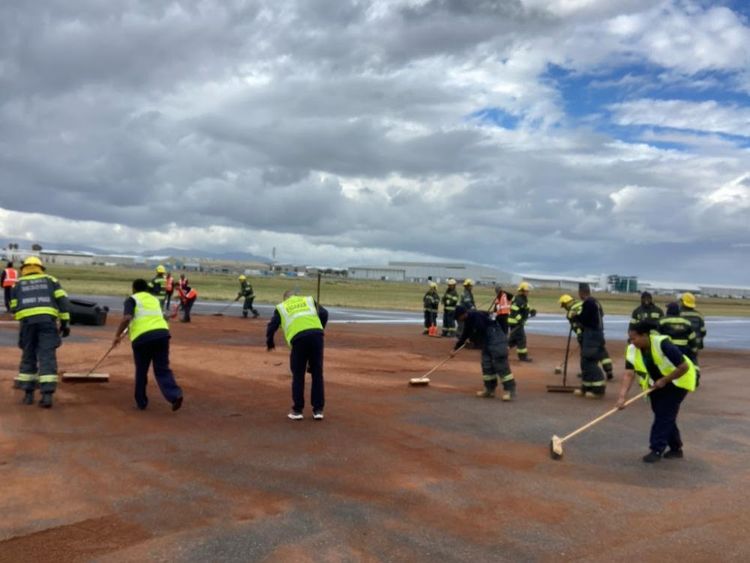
[11,256,71,408]
[452,305,516,401]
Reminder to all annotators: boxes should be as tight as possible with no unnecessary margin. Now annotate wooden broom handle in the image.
[560,388,653,444]
[420,342,468,379]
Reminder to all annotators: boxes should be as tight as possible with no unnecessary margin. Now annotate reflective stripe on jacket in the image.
[625,334,696,392]
[11,274,70,321]
[276,295,323,346]
[129,292,169,341]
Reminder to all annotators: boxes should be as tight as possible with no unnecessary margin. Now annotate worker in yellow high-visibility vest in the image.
[114,279,184,412]
[266,290,329,421]
[616,321,697,463]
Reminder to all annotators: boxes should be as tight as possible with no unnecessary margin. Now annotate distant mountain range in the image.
[1,239,271,263]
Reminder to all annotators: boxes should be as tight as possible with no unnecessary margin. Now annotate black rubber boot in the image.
[22,390,34,405]
[39,393,53,409]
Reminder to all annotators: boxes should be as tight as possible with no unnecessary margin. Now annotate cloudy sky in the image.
[1,0,749,283]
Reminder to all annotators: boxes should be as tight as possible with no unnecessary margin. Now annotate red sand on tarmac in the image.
[1,315,749,562]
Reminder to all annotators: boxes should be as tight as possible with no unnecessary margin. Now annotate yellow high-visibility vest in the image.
[276,295,323,346]
[626,334,696,392]
[129,292,168,341]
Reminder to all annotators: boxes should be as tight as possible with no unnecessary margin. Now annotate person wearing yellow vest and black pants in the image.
[11,256,70,407]
[113,279,183,411]
[2,261,18,313]
[616,321,697,463]
[266,290,329,420]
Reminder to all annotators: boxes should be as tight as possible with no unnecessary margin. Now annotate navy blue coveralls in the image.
[456,310,515,394]
[266,304,329,414]
[627,339,689,454]
[123,297,183,409]
[576,296,608,395]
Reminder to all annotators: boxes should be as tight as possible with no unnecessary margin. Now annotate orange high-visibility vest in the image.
[494,292,510,315]
[165,274,174,292]
[3,268,17,287]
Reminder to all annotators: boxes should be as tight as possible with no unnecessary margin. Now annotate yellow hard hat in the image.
[463,278,474,287]
[518,282,530,292]
[22,256,44,269]
[447,278,456,285]
[559,294,574,307]
[429,282,437,289]
[156,264,166,274]
[238,274,247,281]
[680,292,696,308]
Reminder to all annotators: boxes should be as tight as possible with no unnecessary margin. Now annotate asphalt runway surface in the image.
[79,294,749,351]
[1,316,749,561]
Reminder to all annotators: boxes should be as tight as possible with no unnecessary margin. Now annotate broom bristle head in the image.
[408,377,430,386]
[550,435,563,460]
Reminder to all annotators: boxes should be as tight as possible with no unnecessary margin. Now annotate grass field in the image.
[44,264,750,317]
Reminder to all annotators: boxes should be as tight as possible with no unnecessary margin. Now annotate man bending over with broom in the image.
[616,321,697,463]
[453,305,516,401]
[113,279,184,412]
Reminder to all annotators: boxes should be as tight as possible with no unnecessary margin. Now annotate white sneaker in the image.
[312,411,324,420]
[287,411,303,420]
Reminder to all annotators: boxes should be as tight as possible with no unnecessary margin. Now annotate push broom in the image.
[549,387,653,460]
[547,328,576,393]
[61,328,128,383]
[408,342,467,386]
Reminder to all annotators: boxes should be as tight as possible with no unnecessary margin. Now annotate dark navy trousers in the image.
[649,383,688,453]
[289,330,325,413]
[132,336,182,409]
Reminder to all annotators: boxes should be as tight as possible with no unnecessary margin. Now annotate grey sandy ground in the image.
[0,321,748,562]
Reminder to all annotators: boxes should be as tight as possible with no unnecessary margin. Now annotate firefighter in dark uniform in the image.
[617,321,697,462]
[629,291,664,330]
[149,265,167,310]
[266,290,329,420]
[572,283,607,398]
[679,292,706,360]
[237,275,260,318]
[508,282,536,361]
[456,279,476,339]
[11,256,70,408]
[441,279,459,337]
[659,301,699,383]
[422,282,439,335]
[453,305,516,401]
[559,294,614,380]
[113,279,184,411]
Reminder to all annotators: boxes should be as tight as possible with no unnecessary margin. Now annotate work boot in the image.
[573,388,585,397]
[501,390,516,401]
[663,449,684,459]
[518,355,533,362]
[171,396,183,412]
[605,370,614,381]
[475,389,495,398]
[39,393,53,409]
[642,451,662,463]
[22,390,34,405]
[584,391,604,399]
[422,329,429,335]
[242,311,248,318]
